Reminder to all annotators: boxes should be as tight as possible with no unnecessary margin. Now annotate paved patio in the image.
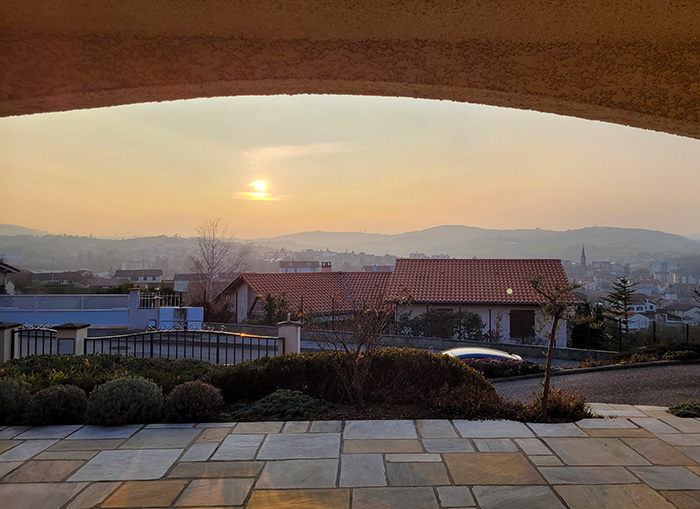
[0,403,699,508]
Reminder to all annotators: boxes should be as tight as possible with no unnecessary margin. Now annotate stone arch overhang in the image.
[1,0,699,139]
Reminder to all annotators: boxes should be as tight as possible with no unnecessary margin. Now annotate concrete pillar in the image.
[276,320,302,355]
[128,288,141,329]
[55,323,90,355]
[0,322,20,362]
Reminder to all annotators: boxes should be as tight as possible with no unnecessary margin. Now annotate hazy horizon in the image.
[2,95,700,239]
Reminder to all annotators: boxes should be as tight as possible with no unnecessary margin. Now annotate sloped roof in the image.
[385,258,573,305]
[223,272,390,314]
[0,261,20,274]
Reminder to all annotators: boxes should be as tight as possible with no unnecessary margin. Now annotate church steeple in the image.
[581,244,587,267]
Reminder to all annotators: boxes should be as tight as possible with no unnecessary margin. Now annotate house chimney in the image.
[321,262,332,273]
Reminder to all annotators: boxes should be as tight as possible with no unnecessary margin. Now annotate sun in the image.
[251,180,267,192]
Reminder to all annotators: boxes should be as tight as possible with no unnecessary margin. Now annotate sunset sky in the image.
[2,95,700,239]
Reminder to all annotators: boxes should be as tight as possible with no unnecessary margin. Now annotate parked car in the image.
[442,347,522,361]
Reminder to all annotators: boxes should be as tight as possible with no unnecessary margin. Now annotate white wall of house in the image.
[397,303,568,347]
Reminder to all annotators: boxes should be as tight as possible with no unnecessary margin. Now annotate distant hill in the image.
[0,224,49,236]
[248,225,700,260]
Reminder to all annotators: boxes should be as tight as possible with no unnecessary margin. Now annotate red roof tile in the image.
[223,272,389,314]
[385,259,573,305]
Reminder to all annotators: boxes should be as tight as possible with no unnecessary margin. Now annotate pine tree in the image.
[602,276,637,347]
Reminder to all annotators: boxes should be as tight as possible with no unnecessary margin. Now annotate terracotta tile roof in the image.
[223,272,389,314]
[385,258,573,305]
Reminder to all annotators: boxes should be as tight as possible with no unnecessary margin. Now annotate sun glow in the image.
[251,180,267,192]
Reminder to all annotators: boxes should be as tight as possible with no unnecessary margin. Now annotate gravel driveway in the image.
[493,363,700,406]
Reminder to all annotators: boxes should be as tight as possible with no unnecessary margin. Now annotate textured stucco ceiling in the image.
[1,1,699,139]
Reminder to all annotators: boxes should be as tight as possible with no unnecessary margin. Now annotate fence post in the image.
[128,289,141,329]
[55,323,90,355]
[277,320,302,355]
[0,322,20,362]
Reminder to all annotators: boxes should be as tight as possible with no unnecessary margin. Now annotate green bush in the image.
[24,384,87,425]
[661,350,699,361]
[0,378,31,425]
[669,399,700,418]
[430,382,523,420]
[522,388,592,422]
[0,354,214,395]
[211,348,494,406]
[235,389,331,421]
[462,358,545,379]
[84,376,164,425]
[164,381,224,422]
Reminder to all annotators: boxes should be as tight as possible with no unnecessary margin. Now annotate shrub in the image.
[210,348,495,406]
[164,381,224,422]
[669,399,700,418]
[522,388,592,422]
[0,379,31,425]
[0,354,214,395]
[24,384,87,425]
[235,389,331,421]
[430,382,523,420]
[661,350,699,361]
[84,376,164,425]
[463,358,545,379]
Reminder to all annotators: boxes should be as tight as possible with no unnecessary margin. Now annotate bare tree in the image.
[189,218,248,321]
[306,296,395,409]
[529,273,582,419]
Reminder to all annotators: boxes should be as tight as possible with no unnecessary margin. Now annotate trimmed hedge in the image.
[0,355,213,394]
[210,348,494,405]
[164,381,224,423]
[25,384,88,425]
[0,379,31,425]
[459,358,545,379]
[85,376,164,425]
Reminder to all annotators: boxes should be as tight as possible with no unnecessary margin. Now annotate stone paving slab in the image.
[196,427,230,443]
[232,422,283,434]
[454,420,534,438]
[35,450,98,460]
[555,484,676,509]
[436,486,475,507]
[282,421,310,433]
[257,432,340,459]
[423,438,474,453]
[0,462,22,478]
[168,460,263,478]
[101,479,188,508]
[65,481,121,509]
[47,439,125,451]
[0,441,19,454]
[629,465,700,490]
[622,437,698,465]
[211,434,264,461]
[344,420,417,440]
[69,449,183,481]
[659,490,700,508]
[515,438,552,455]
[527,423,587,437]
[530,455,563,466]
[181,442,218,461]
[14,425,82,440]
[444,453,545,485]
[582,428,654,438]
[0,427,30,440]
[660,416,700,433]
[417,420,458,438]
[657,433,700,447]
[537,466,639,484]
[343,439,422,454]
[472,485,565,509]
[474,438,518,453]
[544,437,651,465]
[386,462,450,486]
[678,447,700,463]
[0,439,57,461]
[175,478,254,507]
[67,424,142,440]
[632,418,680,434]
[339,453,386,487]
[121,428,201,449]
[1,459,85,483]
[247,488,350,508]
[310,421,342,433]
[0,482,88,509]
[256,459,339,489]
[385,453,441,462]
[352,487,439,509]
[576,418,636,429]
